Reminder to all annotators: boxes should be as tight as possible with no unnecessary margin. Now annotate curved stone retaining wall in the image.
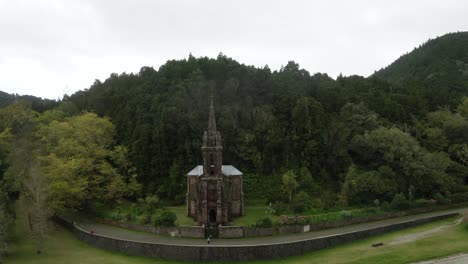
[56,213,458,261]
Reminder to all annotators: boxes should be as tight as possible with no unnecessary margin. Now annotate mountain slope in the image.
[374,32,468,83]
[0,90,58,112]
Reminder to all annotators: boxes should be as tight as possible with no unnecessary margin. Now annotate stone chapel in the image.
[186,100,244,226]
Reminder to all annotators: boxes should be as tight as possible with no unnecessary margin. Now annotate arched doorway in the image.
[209,209,216,224]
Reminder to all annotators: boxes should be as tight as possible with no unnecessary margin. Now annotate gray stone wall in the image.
[178,226,204,238]
[276,225,304,234]
[219,226,244,238]
[243,227,274,237]
[57,213,458,261]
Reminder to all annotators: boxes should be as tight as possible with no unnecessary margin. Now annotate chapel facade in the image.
[186,100,244,226]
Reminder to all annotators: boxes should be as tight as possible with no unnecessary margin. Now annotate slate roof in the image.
[187,165,243,176]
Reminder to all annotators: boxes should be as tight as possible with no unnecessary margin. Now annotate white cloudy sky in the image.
[1,0,467,99]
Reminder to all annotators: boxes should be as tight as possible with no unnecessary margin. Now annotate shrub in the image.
[91,202,107,218]
[434,193,451,205]
[340,210,353,220]
[110,212,122,221]
[272,202,288,216]
[130,203,144,215]
[135,214,151,225]
[381,201,391,211]
[362,207,378,214]
[391,193,410,210]
[153,210,177,227]
[448,192,468,203]
[291,191,312,213]
[254,217,273,228]
[139,194,160,213]
[411,198,435,208]
[124,212,134,222]
[151,213,159,226]
[311,198,324,209]
[321,191,338,209]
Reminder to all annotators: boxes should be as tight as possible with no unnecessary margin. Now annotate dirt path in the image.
[389,217,462,245]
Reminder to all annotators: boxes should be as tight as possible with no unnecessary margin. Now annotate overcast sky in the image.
[1,0,467,99]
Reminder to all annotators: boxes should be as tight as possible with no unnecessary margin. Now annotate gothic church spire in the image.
[208,96,217,132]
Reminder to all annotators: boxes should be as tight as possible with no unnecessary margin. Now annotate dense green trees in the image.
[0,104,141,255]
[57,34,467,206]
[0,101,40,255]
[0,188,14,262]
[349,127,450,197]
[0,32,467,218]
[39,112,141,212]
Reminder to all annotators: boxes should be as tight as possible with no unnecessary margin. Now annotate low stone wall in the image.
[276,225,305,234]
[95,218,204,238]
[235,204,467,238]
[220,226,304,238]
[243,227,274,237]
[178,226,204,238]
[56,213,458,261]
[219,226,244,238]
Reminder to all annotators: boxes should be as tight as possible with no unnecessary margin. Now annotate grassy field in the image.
[167,205,279,226]
[269,216,468,264]
[231,206,279,226]
[168,204,383,227]
[165,205,279,226]
[166,206,194,226]
[101,200,386,228]
[5,215,468,264]
[6,218,174,264]
[229,205,384,226]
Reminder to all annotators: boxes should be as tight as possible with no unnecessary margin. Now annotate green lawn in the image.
[230,205,384,226]
[97,200,385,228]
[267,216,468,264]
[166,206,195,226]
[6,215,468,263]
[95,202,194,227]
[6,218,175,264]
[166,205,278,227]
[231,206,278,226]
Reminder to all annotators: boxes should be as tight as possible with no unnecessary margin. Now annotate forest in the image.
[0,32,468,255]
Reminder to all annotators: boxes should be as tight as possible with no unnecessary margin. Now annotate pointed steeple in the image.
[202,95,223,177]
[208,95,217,132]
